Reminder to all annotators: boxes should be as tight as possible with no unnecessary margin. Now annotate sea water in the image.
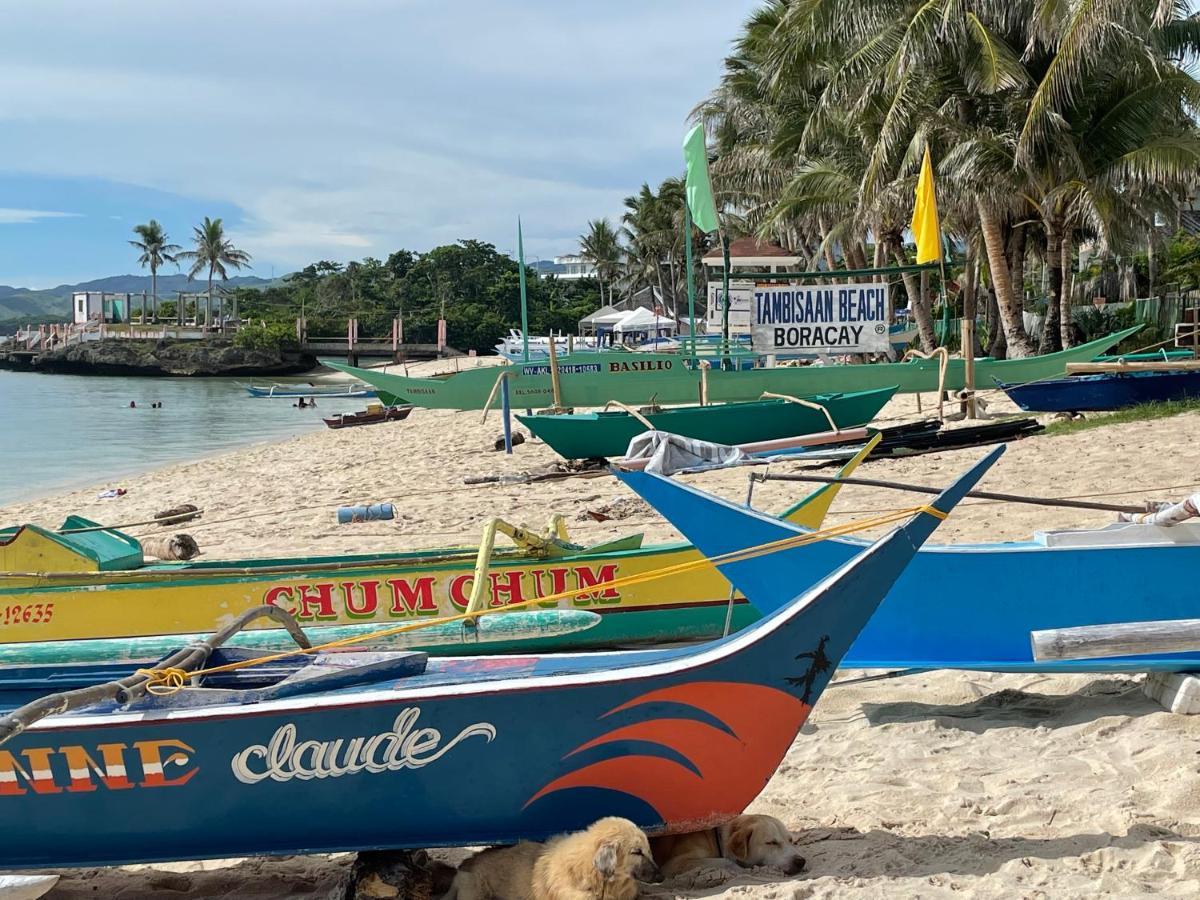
[0,369,369,506]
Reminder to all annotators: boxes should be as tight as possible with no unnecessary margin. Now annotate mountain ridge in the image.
[0,273,282,321]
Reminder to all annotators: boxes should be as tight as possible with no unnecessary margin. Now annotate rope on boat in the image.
[134,503,949,694]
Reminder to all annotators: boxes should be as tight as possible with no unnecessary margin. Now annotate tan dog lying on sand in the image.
[650,814,806,878]
[443,816,663,900]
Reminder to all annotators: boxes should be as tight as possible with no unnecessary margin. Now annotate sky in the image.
[0,1,758,287]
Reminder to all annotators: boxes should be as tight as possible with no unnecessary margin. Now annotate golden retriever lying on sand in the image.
[443,816,663,899]
[650,814,806,878]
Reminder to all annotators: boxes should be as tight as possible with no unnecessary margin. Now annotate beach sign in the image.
[751,282,889,354]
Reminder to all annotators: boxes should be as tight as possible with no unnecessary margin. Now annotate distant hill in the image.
[0,273,282,322]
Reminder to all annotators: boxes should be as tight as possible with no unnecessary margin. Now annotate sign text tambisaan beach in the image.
[751,283,889,353]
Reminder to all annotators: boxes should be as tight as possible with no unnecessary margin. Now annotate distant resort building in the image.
[551,254,598,280]
[72,291,130,325]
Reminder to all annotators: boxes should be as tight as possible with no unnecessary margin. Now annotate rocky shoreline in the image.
[0,338,316,376]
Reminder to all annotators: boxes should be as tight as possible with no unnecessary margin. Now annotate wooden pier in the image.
[296,318,462,365]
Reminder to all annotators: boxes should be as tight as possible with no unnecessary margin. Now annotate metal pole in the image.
[500,374,513,454]
[721,230,732,369]
[685,204,697,360]
[518,218,529,363]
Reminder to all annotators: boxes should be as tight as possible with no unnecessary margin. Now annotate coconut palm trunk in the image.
[978,202,1035,357]
[1060,230,1075,347]
[1039,214,1063,353]
[890,239,936,351]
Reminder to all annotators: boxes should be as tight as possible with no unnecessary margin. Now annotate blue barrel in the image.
[337,503,395,524]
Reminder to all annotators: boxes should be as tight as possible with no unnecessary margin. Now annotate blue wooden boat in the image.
[995,369,1200,413]
[0,455,994,869]
[616,457,1200,674]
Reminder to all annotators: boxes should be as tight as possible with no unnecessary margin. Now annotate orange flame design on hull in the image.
[525,681,809,828]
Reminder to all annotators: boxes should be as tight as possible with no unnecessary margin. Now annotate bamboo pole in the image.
[755,472,1144,514]
[1032,619,1200,661]
[547,338,564,410]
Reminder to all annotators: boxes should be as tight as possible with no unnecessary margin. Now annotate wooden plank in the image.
[1066,360,1200,374]
[1031,619,1200,661]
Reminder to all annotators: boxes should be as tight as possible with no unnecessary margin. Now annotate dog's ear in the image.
[593,840,619,878]
[727,823,751,864]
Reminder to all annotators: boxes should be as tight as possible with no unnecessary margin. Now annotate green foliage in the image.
[234,320,298,353]
[230,240,602,354]
[1042,399,1200,437]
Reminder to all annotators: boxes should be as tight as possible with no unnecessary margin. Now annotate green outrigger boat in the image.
[330,327,1140,410]
[517,386,897,460]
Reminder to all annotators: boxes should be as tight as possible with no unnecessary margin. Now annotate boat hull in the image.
[616,469,1200,673]
[998,369,1200,412]
[516,387,896,459]
[0,454,991,869]
[330,328,1139,410]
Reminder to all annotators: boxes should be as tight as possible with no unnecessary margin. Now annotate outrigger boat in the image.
[0,453,988,869]
[0,446,876,650]
[329,328,1139,410]
[518,386,896,460]
[245,383,376,398]
[617,462,1200,673]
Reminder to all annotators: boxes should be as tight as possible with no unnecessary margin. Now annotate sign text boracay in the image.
[751,283,889,353]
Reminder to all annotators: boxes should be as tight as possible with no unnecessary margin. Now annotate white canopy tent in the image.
[613,307,677,335]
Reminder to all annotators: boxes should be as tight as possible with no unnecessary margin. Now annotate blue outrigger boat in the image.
[997,369,1200,413]
[0,454,994,869]
[618,459,1200,674]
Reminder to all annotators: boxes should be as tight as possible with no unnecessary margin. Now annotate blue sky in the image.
[0,1,758,287]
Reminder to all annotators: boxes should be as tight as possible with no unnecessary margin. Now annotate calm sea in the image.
[0,369,371,506]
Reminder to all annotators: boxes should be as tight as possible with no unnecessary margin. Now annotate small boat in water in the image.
[323,405,414,429]
[245,383,377,398]
[996,368,1200,413]
[0,456,984,869]
[517,387,897,460]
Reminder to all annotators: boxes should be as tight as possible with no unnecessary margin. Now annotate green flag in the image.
[682,124,720,233]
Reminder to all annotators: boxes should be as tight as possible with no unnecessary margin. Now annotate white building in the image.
[553,254,598,280]
[72,292,131,325]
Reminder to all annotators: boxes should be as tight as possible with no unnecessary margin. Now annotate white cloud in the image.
[0,208,80,224]
[0,1,758,268]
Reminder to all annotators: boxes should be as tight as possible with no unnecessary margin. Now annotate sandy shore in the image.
[6,384,1200,898]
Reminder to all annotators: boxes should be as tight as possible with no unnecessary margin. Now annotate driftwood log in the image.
[153,504,201,526]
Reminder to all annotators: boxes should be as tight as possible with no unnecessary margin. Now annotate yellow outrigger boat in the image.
[0,444,875,652]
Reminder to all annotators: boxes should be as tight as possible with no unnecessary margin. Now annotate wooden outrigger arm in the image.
[464,515,577,616]
[759,391,838,433]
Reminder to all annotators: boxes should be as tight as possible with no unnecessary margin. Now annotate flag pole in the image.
[518,217,529,363]
[685,204,697,361]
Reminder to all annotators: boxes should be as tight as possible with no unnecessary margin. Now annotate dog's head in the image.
[726,815,806,875]
[589,817,664,885]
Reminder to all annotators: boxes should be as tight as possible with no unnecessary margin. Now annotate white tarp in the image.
[622,431,746,475]
[751,282,890,353]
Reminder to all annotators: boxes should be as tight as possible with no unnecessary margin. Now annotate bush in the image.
[234,321,298,352]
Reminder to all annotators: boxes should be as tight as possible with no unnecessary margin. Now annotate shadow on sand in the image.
[646,823,1198,898]
[861,677,1157,732]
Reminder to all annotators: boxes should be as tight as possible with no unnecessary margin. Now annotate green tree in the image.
[578,219,624,306]
[128,220,181,323]
[177,217,253,331]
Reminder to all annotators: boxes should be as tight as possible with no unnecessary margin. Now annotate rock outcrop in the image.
[21,339,317,376]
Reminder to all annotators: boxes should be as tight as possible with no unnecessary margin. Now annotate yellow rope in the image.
[135,503,948,693]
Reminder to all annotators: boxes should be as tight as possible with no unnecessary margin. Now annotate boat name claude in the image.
[231,708,496,784]
[262,563,621,622]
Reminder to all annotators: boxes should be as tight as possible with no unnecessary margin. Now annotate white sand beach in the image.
[6,387,1200,899]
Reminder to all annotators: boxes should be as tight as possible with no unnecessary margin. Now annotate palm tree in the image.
[177,217,252,331]
[578,219,623,306]
[129,220,181,324]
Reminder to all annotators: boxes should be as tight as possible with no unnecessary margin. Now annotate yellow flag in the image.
[912,146,942,264]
